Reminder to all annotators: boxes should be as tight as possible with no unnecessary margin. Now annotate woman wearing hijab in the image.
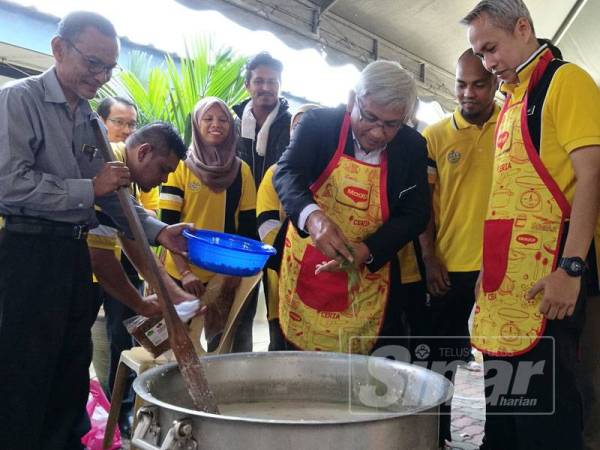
[160,97,257,349]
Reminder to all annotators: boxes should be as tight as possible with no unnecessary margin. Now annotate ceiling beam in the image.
[552,0,588,45]
[319,0,338,14]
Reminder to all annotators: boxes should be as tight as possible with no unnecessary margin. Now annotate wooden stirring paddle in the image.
[91,118,219,414]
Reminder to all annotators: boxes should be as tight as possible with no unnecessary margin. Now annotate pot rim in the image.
[133,351,454,425]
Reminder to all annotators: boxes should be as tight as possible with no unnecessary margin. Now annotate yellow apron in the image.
[279,113,391,354]
[472,49,572,356]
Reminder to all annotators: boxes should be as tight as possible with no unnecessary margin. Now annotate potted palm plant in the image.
[95,37,249,145]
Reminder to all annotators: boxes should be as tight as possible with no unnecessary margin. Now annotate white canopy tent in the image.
[176,0,599,111]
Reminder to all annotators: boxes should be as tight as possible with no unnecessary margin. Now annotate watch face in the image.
[561,257,585,276]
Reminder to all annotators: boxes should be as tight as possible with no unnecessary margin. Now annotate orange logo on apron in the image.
[279,114,390,354]
[472,50,571,356]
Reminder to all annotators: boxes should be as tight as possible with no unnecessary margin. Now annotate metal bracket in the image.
[372,38,379,60]
[132,406,161,447]
[311,8,320,34]
[132,408,198,450]
[418,63,426,83]
[159,419,198,450]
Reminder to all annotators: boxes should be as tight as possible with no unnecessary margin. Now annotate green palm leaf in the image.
[97,36,248,146]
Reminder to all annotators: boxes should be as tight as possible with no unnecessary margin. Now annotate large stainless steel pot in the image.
[132,351,452,450]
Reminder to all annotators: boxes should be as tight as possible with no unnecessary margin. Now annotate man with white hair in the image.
[274,60,429,354]
[462,1,600,449]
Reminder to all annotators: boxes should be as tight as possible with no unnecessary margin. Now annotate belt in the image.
[4,216,89,240]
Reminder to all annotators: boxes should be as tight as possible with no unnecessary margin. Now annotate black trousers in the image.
[398,280,430,349]
[429,271,479,445]
[263,271,288,352]
[268,318,288,351]
[480,320,583,450]
[479,279,587,450]
[231,285,259,352]
[0,230,94,450]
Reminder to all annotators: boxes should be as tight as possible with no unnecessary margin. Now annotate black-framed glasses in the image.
[60,36,121,77]
[355,97,404,132]
[107,118,137,130]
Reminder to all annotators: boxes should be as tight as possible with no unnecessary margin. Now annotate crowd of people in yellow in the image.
[0,1,599,449]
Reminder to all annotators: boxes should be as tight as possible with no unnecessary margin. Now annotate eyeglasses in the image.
[107,118,137,130]
[61,36,121,77]
[355,97,404,132]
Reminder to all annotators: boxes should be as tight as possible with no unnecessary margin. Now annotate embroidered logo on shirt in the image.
[188,181,202,192]
[447,150,461,164]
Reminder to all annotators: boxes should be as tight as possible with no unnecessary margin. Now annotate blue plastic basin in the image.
[183,229,276,276]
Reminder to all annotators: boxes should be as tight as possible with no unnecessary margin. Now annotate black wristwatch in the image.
[557,256,586,277]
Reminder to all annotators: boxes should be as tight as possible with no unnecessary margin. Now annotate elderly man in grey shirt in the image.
[0,12,190,450]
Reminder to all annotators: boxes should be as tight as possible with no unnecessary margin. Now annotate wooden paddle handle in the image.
[91,118,219,413]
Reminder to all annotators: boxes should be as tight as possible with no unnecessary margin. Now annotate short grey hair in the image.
[461,0,535,34]
[354,60,417,124]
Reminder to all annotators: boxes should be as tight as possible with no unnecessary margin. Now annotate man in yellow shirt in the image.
[419,48,499,448]
[87,121,187,436]
[87,123,181,316]
[463,1,600,449]
[256,104,320,351]
[93,97,152,436]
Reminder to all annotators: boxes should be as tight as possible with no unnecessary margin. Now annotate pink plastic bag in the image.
[81,378,122,450]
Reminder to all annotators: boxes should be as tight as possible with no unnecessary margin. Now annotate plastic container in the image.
[183,229,276,276]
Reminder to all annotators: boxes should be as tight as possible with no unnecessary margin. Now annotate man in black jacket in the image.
[233,52,292,187]
[232,52,292,351]
[274,60,429,355]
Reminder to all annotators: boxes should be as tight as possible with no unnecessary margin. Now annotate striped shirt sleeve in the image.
[160,161,185,213]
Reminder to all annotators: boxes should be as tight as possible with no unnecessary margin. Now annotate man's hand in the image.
[156,223,195,256]
[181,271,206,298]
[136,294,162,318]
[314,242,370,274]
[528,269,581,320]
[306,210,353,263]
[93,161,130,197]
[423,254,451,297]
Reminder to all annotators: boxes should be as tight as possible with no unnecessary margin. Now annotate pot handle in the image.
[132,406,198,450]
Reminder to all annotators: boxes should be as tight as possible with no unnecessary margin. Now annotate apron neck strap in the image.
[335,113,352,157]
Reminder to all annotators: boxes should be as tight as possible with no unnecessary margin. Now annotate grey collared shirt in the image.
[0,68,164,242]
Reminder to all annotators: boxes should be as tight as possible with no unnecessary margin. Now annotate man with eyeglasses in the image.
[274,60,429,355]
[0,12,193,450]
[97,96,138,143]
